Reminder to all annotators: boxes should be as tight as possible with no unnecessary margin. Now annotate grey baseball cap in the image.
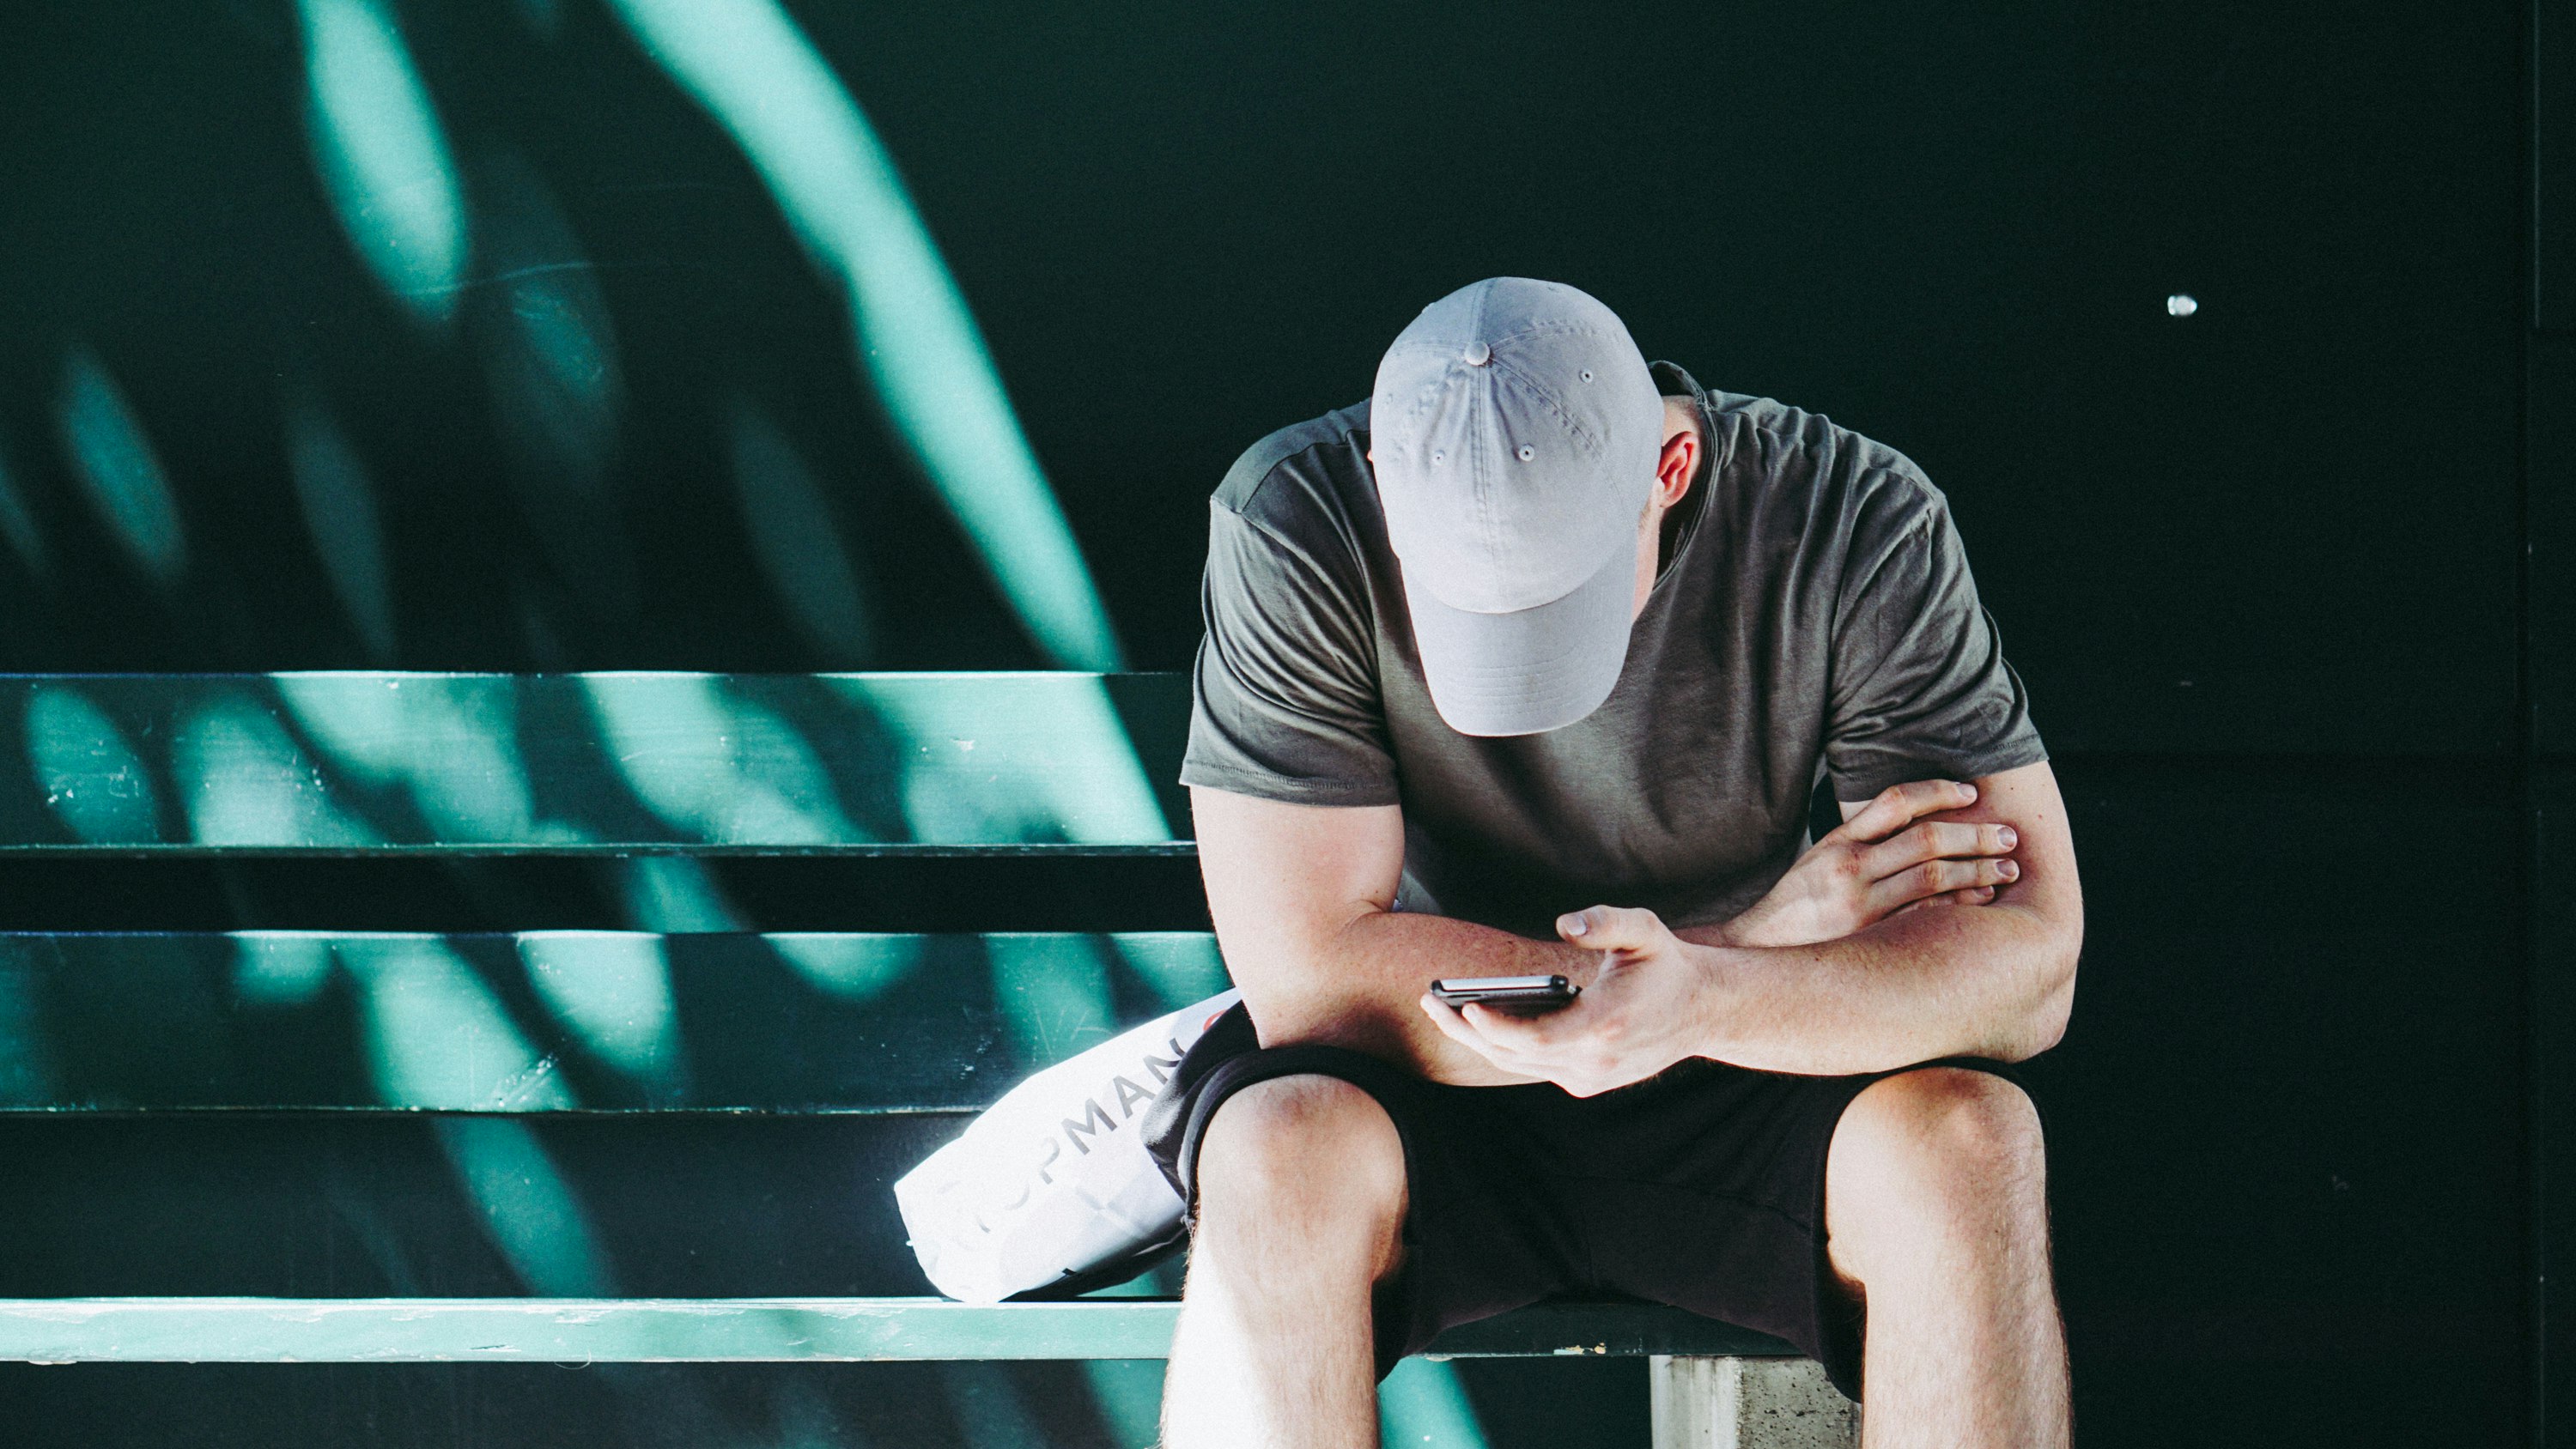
[1370,277,1665,736]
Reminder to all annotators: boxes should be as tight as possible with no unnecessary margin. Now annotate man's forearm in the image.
[1250,909,1589,1084]
[1685,900,2078,1076]
[1251,900,2075,1082]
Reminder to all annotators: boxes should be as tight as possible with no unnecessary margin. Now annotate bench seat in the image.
[1,671,1192,854]
[0,673,1859,1446]
[0,1295,1795,1363]
[0,929,1226,1112]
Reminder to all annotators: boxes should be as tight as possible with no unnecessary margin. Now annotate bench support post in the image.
[1649,1355,1857,1448]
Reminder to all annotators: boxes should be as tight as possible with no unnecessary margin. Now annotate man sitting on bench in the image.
[1145,277,2083,1447]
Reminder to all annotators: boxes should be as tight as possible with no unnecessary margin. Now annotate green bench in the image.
[0,673,1856,1448]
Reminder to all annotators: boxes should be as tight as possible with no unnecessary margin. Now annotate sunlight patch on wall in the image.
[275,673,537,844]
[283,397,398,661]
[471,149,636,620]
[518,931,685,1096]
[1381,1359,1490,1449]
[611,857,746,934]
[56,348,185,589]
[338,935,570,1109]
[297,0,469,324]
[25,682,160,845]
[767,932,923,1003]
[432,1116,617,1296]
[174,694,380,847]
[728,396,872,665]
[826,674,1165,846]
[229,932,338,1009]
[578,674,855,845]
[606,0,1122,669]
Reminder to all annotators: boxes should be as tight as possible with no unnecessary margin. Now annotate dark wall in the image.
[0,1,2546,1446]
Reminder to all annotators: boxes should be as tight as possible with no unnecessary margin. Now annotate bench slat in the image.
[0,672,1190,853]
[0,931,1228,1112]
[0,1297,1796,1362]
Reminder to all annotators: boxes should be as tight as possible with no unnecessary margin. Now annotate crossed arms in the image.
[1192,761,2082,1091]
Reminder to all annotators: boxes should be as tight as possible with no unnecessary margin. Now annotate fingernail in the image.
[1560,913,1588,937]
[1960,784,1978,801]
[1999,827,2017,848]
[1999,860,2020,879]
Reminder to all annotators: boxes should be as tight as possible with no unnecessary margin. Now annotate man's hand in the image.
[1716,779,2020,949]
[1419,906,1714,1097]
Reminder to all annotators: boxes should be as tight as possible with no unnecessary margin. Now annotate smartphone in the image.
[1429,973,1580,1014]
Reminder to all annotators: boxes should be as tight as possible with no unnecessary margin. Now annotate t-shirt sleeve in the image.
[1179,500,1400,807]
[1823,485,2047,802]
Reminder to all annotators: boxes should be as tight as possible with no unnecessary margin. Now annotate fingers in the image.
[1858,819,2018,879]
[1419,993,1546,1062]
[1421,995,1485,1050]
[1556,905,1668,952]
[1868,855,2019,914]
[1833,779,1979,845]
[1893,883,1998,916]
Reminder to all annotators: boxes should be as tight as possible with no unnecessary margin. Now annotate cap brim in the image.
[1401,532,1637,737]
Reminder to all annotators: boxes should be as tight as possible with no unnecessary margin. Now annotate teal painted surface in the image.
[1381,1358,1488,1449]
[0,930,1227,1111]
[0,0,2539,1438]
[0,1297,1792,1363]
[0,673,1188,852]
[604,0,1121,673]
[293,0,467,327]
[53,351,186,592]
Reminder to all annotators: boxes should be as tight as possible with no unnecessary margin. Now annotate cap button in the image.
[1461,341,1492,366]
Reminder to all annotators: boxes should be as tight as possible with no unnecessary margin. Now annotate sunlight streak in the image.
[57,348,185,588]
[297,0,469,323]
[605,0,1121,668]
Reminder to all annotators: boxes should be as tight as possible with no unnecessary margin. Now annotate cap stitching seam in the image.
[1486,353,1603,461]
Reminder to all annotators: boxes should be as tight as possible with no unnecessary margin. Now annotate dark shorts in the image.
[1140,1003,2022,1402]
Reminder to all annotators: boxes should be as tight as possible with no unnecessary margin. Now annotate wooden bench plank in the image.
[0,1298,1797,1363]
[0,673,1190,853]
[0,931,1228,1112]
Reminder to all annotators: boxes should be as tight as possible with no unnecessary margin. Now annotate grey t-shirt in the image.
[1181,361,2047,940]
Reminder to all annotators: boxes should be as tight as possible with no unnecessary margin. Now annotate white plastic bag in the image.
[895,990,1241,1303]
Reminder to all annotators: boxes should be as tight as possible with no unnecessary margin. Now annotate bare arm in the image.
[1190,785,1572,1085]
[1704,759,2079,1070]
[1193,771,2038,1084]
[1427,760,2081,1088]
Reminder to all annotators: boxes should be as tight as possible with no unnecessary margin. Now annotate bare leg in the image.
[1162,1075,1408,1449]
[1825,1067,2069,1448]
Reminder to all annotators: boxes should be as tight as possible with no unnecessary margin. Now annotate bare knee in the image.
[1826,1068,2047,1279]
[1847,1066,2045,1177]
[1195,1076,1406,1277]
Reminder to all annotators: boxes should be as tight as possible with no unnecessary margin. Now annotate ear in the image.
[1652,426,1698,509]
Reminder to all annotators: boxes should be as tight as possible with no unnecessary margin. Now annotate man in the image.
[1145,277,2081,1447]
